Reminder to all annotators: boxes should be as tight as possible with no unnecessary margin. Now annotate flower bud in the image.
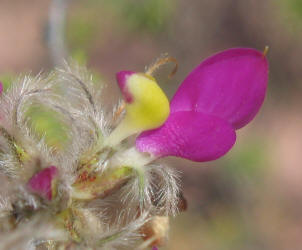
[27,166,58,200]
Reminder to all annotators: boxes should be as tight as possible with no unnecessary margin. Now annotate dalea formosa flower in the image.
[0,48,268,249]
[136,48,268,161]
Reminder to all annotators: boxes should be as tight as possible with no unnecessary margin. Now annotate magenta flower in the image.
[27,166,58,200]
[136,48,269,162]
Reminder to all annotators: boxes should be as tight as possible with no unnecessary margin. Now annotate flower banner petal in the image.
[170,48,268,129]
[136,111,236,162]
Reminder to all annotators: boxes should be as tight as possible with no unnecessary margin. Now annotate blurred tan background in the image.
[1,0,302,249]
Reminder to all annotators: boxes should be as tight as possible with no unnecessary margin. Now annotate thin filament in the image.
[146,54,178,79]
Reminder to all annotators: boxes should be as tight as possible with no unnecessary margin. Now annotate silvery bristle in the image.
[0,64,181,249]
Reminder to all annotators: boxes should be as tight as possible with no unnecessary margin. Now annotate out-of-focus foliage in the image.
[223,139,267,178]
[286,0,302,19]
[66,0,173,63]
[111,0,173,33]
[66,6,99,64]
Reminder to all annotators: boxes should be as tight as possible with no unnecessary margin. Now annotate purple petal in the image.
[136,111,236,162]
[170,48,268,129]
[0,82,3,94]
[27,166,58,200]
[116,71,135,103]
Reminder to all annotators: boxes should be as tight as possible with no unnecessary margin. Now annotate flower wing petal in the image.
[136,111,236,162]
[170,48,268,129]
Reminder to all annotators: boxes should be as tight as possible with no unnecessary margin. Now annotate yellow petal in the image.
[105,72,169,147]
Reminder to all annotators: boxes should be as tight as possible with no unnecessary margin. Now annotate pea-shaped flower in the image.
[135,48,268,162]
